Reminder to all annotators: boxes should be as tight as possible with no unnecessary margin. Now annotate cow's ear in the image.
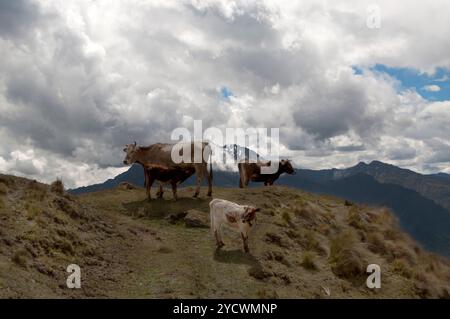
[244,206,258,220]
[254,207,260,213]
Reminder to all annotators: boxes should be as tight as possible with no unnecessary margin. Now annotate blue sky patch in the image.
[353,64,450,101]
[220,86,233,99]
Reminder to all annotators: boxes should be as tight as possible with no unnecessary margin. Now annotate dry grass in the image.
[11,250,28,268]
[367,233,387,255]
[0,182,8,195]
[50,179,65,195]
[2,175,450,299]
[329,232,365,279]
[346,206,368,231]
[281,211,291,224]
[391,259,413,279]
[301,251,317,270]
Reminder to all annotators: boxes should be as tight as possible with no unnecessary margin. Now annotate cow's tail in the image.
[238,162,244,188]
[208,148,213,182]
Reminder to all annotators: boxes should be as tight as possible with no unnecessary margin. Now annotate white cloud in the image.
[423,84,441,92]
[1,0,450,187]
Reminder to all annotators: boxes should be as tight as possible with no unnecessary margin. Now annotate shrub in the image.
[301,251,317,270]
[51,179,65,195]
[344,200,353,206]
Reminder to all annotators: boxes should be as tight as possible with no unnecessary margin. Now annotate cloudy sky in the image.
[1,0,450,188]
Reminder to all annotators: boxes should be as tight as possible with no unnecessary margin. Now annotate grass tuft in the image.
[329,232,365,278]
[51,179,65,195]
[12,249,28,268]
[301,251,317,270]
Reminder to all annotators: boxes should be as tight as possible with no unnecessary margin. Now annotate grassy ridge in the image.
[1,174,450,298]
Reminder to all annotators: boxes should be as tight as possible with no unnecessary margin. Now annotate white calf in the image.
[209,198,259,252]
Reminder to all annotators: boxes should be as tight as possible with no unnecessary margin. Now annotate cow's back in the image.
[142,142,210,168]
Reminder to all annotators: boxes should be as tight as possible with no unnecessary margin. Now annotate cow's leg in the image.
[171,182,178,201]
[144,168,149,188]
[193,165,202,197]
[241,232,249,253]
[146,176,155,200]
[155,183,163,198]
[215,228,225,248]
[144,169,150,199]
[204,164,212,197]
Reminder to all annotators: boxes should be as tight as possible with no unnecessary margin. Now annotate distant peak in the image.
[368,160,390,167]
[355,161,368,167]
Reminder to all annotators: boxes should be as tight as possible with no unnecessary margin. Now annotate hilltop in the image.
[1,174,450,298]
[70,161,450,258]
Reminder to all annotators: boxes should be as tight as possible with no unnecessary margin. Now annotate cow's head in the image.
[280,159,295,175]
[123,141,138,165]
[242,206,260,226]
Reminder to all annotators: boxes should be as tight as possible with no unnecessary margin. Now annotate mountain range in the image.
[70,154,450,257]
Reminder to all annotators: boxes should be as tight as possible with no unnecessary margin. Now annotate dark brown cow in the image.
[145,165,196,200]
[238,159,295,188]
[123,142,212,200]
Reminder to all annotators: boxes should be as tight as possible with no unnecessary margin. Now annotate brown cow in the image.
[145,165,196,200]
[123,142,213,199]
[238,159,295,188]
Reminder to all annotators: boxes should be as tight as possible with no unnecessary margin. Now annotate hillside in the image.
[332,161,450,211]
[278,173,450,257]
[2,174,450,298]
[0,174,159,298]
[71,163,450,258]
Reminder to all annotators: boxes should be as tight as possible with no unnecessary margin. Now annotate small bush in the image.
[344,200,353,206]
[51,179,65,195]
[301,251,317,270]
